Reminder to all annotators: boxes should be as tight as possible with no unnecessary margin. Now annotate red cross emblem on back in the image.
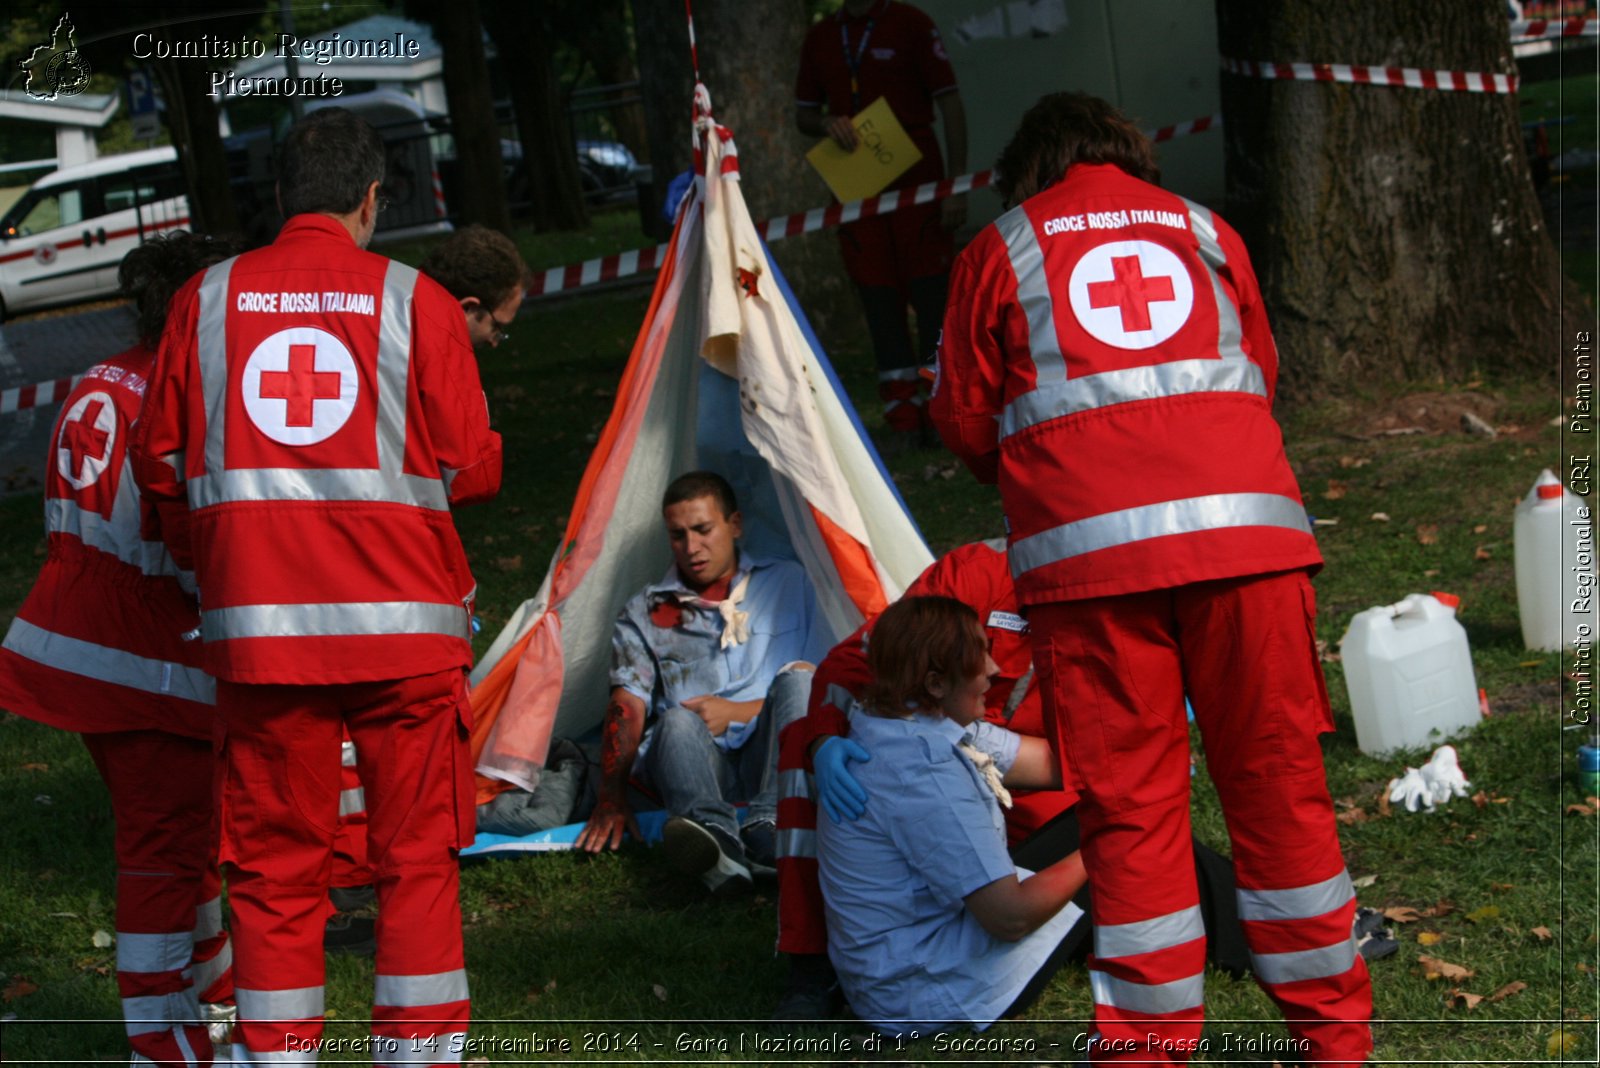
[62,397,110,480]
[259,344,342,427]
[1088,255,1176,333]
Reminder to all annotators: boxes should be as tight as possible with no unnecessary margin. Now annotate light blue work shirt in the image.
[816,706,1081,1036]
[610,553,827,753]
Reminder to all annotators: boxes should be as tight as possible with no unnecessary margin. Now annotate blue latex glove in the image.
[814,736,871,824]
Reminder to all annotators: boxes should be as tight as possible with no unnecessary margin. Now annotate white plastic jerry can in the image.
[1340,593,1481,757]
[1513,469,1593,653]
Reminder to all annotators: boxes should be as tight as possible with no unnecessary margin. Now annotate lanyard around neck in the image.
[839,13,877,112]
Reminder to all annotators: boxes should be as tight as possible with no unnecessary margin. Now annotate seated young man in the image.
[575,470,827,894]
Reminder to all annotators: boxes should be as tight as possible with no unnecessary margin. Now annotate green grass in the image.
[2,160,1597,1068]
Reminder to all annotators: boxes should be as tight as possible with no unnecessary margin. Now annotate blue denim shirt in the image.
[817,706,1081,1035]
[611,554,825,752]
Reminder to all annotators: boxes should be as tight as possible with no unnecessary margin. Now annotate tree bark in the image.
[149,59,239,236]
[408,0,511,231]
[1214,0,1584,401]
[482,2,589,232]
[631,0,853,337]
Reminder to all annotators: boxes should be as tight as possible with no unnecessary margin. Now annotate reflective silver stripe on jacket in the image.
[778,768,811,802]
[45,494,189,583]
[1252,935,1360,985]
[232,1044,314,1065]
[995,200,1261,440]
[1093,904,1204,961]
[1089,968,1205,1016]
[236,985,324,1021]
[378,1039,466,1066]
[341,740,359,768]
[376,261,416,474]
[117,930,192,974]
[1010,492,1312,575]
[195,258,236,488]
[202,601,469,643]
[186,466,448,511]
[3,618,216,704]
[1236,869,1354,923]
[373,968,470,1008]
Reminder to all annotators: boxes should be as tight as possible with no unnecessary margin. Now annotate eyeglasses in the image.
[479,306,512,345]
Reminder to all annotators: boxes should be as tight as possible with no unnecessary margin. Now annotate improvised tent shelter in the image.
[469,111,933,799]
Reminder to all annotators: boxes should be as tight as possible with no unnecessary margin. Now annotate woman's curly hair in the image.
[994,92,1159,208]
[118,231,242,347]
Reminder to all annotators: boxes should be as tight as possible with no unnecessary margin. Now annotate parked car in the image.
[0,146,187,320]
[576,139,649,202]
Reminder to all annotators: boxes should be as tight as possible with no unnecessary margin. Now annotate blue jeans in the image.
[644,666,812,842]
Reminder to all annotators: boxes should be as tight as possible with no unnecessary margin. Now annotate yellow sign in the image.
[805,97,924,204]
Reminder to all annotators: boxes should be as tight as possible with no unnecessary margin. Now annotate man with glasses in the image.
[420,224,532,349]
[132,106,502,1066]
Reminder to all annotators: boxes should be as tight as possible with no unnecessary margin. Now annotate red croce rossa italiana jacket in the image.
[930,163,1320,604]
[131,215,502,685]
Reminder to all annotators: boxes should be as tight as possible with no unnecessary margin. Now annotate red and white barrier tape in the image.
[1510,17,1597,40]
[1,374,80,415]
[1222,55,1519,94]
[527,112,1219,299]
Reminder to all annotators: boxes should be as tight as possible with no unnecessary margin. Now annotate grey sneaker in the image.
[663,816,752,895]
[741,819,777,877]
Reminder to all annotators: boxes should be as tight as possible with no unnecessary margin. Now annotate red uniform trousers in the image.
[83,730,227,1066]
[217,669,474,1066]
[1031,570,1371,1066]
[332,730,374,893]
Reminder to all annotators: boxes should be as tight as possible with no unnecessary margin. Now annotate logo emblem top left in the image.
[57,391,116,490]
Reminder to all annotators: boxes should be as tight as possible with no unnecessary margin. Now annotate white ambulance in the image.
[0,146,188,320]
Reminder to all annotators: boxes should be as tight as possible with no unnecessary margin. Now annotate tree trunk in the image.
[483,2,589,232]
[150,59,239,236]
[631,0,853,337]
[410,0,511,231]
[1214,0,1584,401]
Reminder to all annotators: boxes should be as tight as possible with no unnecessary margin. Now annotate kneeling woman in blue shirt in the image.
[815,595,1087,1035]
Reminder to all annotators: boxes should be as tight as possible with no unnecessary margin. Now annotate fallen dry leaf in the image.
[1424,901,1458,919]
[1371,512,1391,522]
[1417,931,1444,946]
[1547,1027,1580,1056]
[1532,926,1553,942]
[1474,545,1493,561]
[91,930,112,949]
[1338,455,1372,469]
[1351,873,1378,888]
[1465,906,1502,924]
[493,555,523,573]
[1336,808,1368,825]
[1578,962,1595,975]
[1324,480,1348,500]
[1416,524,1440,545]
[1377,788,1393,818]
[19,763,47,772]
[1384,906,1422,924]
[1566,801,1596,817]
[1487,981,1527,1003]
[1473,524,1487,534]
[1418,955,1474,981]
[1,977,37,1001]
[652,983,668,1002]
[1490,882,1515,892]
[1424,568,1441,577]
[1447,987,1484,1010]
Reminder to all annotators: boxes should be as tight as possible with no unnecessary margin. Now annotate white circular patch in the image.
[34,243,57,266]
[56,390,116,490]
[241,328,358,446]
[1066,240,1194,350]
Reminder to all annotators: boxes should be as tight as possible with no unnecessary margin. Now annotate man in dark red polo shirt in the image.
[795,0,967,446]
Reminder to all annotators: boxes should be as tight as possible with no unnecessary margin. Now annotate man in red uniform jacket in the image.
[131,107,502,1066]
[795,0,967,440]
[0,232,238,1066]
[929,94,1371,1064]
